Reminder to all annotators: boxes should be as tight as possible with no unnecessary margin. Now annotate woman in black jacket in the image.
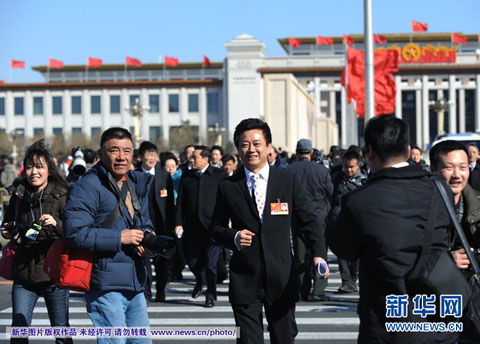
[1,140,72,344]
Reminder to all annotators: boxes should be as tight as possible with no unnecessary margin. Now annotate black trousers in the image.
[183,237,220,300]
[231,289,297,344]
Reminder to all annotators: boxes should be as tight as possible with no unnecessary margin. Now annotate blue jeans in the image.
[85,290,151,344]
[11,281,72,344]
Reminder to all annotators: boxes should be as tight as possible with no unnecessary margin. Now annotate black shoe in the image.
[309,294,328,302]
[338,283,356,293]
[191,284,203,298]
[154,294,166,302]
[205,298,215,308]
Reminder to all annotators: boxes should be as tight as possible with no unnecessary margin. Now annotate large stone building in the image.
[1,32,479,152]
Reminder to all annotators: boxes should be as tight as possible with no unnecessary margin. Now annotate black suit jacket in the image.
[175,165,227,237]
[469,163,480,192]
[210,166,326,305]
[147,164,175,236]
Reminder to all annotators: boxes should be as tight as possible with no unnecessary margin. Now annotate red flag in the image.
[373,34,388,44]
[203,55,211,67]
[165,56,179,67]
[0,80,4,84]
[88,57,103,68]
[411,20,428,32]
[316,36,333,45]
[452,33,468,44]
[49,58,64,69]
[340,47,399,118]
[11,59,25,69]
[126,56,142,67]
[343,35,354,46]
[289,37,301,48]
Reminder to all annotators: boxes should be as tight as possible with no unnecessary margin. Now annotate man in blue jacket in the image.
[64,128,153,343]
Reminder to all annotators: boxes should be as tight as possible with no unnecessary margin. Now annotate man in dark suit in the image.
[148,162,175,302]
[210,119,329,344]
[467,143,480,191]
[175,145,227,307]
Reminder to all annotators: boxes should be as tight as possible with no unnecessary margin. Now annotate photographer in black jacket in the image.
[327,115,457,343]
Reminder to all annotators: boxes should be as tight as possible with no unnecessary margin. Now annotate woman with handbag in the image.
[1,140,72,344]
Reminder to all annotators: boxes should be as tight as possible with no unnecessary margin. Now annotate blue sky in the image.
[1,0,478,83]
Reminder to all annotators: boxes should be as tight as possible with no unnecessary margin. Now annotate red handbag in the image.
[43,240,93,292]
[0,240,16,280]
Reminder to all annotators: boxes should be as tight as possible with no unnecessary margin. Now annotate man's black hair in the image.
[343,149,360,162]
[194,145,211,162]
[364,114,409,163]
[24,139,69,190]
[222,153,235,165]
[100,127,133,149]
[211,145,224,156]
[429,140,468,170]
[184,144,195,153]
[138,141,158,156]
[467,143,479,151]
[83,149,95,164]
[233,118,272,148]
[411,145,423,154]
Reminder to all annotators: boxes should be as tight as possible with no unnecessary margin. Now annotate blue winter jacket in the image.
[63,162,154,293]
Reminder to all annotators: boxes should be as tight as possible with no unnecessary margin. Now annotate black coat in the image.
[175,165,227,237]
[327,165,457,343]
[3,179,68,285]
[210,166,326,305]
[148,164,175,236]
[285,158,333,224]
[468,163,480,192]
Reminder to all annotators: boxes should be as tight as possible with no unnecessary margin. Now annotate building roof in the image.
[0,79,223,91]
[278,32,480,52]
[31,62,224,73]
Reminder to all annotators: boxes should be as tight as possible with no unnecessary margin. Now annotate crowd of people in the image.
[0,116,479,343]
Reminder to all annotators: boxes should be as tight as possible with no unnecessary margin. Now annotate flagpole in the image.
[9,67,12,83]
[364,0,375,122]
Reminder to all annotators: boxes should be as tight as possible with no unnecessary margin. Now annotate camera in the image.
[3,221,21,237]
[125,227,176,258]
[141,230,176,257]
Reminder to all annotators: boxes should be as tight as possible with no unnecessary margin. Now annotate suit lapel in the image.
[237,170,261,223]
[263,166,278,223]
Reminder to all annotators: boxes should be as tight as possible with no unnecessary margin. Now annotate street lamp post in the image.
[429,98,452,135]
[126,98,149,148]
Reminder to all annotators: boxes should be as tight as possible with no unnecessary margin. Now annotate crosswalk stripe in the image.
[0,304,357,314]
[0,317,360,326]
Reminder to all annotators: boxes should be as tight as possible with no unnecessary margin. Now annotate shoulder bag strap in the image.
[431,176,480,276]
[409,183,438,276]
[101,174,129,229]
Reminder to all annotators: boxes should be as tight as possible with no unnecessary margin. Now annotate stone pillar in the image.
[340,87,347,148]
[459,88,466,133]
[415,90,422,147]
[448,74,457,134]
[395,75,402,118]
[314,77,321,118]
[421,75,430,150]
[199,87,207,145]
